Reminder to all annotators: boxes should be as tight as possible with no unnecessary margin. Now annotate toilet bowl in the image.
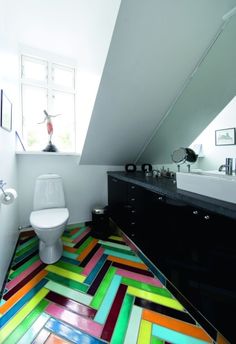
[30,174,69,264]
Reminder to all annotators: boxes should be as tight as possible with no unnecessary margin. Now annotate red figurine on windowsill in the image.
[38,110,61,152]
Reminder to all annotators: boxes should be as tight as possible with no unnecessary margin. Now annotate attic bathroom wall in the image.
[191,96,236,171]
[0,0,121,291]
[17,155,122,227]
[138,9,236,165]
[81,0,236,165]
[0,29,19,288]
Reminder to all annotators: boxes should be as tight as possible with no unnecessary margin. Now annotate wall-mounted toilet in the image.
[30,174,69,264]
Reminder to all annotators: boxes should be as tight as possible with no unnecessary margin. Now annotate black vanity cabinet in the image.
[107,172,236,343]
[108,175,153,239]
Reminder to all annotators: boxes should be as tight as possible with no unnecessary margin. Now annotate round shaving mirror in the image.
[171,147,197,165]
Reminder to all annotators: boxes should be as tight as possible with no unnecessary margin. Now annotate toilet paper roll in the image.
[0,188,18,205]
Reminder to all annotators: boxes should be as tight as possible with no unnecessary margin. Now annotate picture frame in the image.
[215,127,235,146]
[0,89,12,132]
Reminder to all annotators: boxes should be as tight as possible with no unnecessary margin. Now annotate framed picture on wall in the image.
[215,128,235,146]
[0,89,12,132]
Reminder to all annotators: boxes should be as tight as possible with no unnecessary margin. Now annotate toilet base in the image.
[39,238,63,264]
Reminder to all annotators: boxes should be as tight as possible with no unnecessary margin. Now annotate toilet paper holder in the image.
[0,180,11,201]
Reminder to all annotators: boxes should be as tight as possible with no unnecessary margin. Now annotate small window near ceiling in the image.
[20,54,76,152]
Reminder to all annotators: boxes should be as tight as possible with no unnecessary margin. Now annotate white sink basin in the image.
[176,171,236,204]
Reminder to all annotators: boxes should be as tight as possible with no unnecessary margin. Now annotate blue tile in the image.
[45,317,104,344]
[84,254,107,285]
[0,279,47,328]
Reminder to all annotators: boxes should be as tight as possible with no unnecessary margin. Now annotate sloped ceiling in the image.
[80,0,236,165]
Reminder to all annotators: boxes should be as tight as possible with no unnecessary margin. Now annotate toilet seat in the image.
[30,208,69,230]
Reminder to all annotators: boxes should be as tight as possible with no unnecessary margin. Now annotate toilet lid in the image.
[30,208,69,229]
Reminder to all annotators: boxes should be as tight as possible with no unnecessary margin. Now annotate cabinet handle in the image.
[131,222,136,225]
[112,178,118,182]
[131,185,136,189]
[158,196,163,201]
[204,215,210,220]
[131,198,136,201]
[193,210,198,215]
[131,210,136,213]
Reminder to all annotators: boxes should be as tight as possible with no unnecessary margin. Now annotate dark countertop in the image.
[107,171,236,220]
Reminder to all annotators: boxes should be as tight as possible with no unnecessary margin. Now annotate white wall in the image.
[81,0,236,165]
[2,0,121,154]
[17,154,122,227]
[0,32,20,289]
[191,96,236,171]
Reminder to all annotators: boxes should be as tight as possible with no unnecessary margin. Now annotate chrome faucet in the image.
[219,158,233,175]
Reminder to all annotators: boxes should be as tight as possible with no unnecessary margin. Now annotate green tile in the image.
[111,294,134,344]
[151,337,164,344]
[67,223,85,230]
[3,299,49,344]
[16,237,38,254]
[54,261,83,274]
[62,251,79,260]
[75,236,93,254]
[99,240,131,251]
[15,241,38,257]
[10,255,39,279]
[90,266,116,310]
[101,245,135,256]
[121,277,172,298]
[71,227,89,240]
[44,280,92,305]
[45,272,88,292]
[62,240,75,247]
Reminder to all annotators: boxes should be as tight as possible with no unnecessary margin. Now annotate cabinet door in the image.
[108,176,126,228]
[168,206,236,343]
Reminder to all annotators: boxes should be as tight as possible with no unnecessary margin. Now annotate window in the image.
[21,55,76,152]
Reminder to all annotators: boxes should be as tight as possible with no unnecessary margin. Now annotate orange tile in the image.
[70,227,81,235]
[0,270,47,314]
[77,239,98,262]
[45,334,70,344]
[217,332,231,344]
[107,255,148,270]
[63,245,77,253]
[143,309,213,343]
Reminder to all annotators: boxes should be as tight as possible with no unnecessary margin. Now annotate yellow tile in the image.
[138,319,152,344]
[0,288,49,339]
[108,235,124,242]
[45,265,85,283]
[127,286,184,311]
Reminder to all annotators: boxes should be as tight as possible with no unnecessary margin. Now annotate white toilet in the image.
[30,174,69,264]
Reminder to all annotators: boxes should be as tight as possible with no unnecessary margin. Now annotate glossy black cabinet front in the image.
[108,173,236,343]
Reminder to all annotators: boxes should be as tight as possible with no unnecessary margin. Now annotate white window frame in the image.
[20,52,77,152]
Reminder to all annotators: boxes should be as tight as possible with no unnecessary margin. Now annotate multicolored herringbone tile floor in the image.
[0,224,214,343]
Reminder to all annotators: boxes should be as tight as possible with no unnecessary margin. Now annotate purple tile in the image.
[4,263,46,300]
[112,262,154,277]
[12,252,38,270]
[73,233,90,248]
[46,291,96,318]
[87,260,111,295]
[134,297,195,324]
[101,284,127,341]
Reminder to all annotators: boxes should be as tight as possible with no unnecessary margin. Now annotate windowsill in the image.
[15,151,80,157]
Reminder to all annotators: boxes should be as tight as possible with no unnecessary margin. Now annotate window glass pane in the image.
[52,64,75,89]
[22,56,47,82]
[22,85,48,150]
[51,90,75,151]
